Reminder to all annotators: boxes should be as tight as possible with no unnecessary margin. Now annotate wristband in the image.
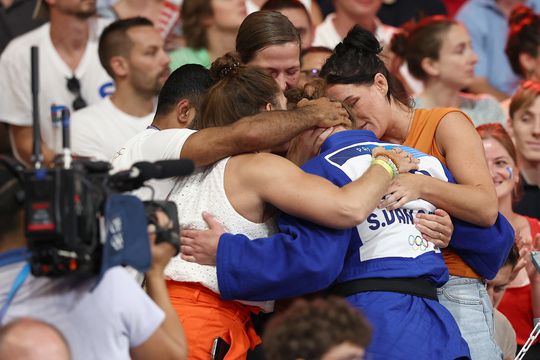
[372,158,397,179]
[371,149,404,173]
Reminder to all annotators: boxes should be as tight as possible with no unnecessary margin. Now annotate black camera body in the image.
[9,45,192,278]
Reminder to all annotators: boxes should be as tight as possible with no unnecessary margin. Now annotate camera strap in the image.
[0,262,30,323]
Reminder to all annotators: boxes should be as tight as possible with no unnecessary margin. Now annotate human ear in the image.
[420,57,440,77]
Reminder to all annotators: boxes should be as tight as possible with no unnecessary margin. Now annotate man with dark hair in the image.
[112,63,215,200]
[71,17,170,161]
[0,161,188,359]
[0,318,71,360]
[263,297,372,360]
[0,0,113,165]
[112,62,351,199]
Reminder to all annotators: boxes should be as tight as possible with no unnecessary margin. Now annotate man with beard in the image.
[0,0,113,165]
[71,17,170,161]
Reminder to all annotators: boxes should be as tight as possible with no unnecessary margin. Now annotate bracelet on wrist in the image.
[371,149,403,173]
[372,158,397,179]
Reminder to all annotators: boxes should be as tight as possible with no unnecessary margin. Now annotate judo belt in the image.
[329,277,438,301]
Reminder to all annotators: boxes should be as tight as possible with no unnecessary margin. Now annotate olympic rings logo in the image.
[408,235,428,251]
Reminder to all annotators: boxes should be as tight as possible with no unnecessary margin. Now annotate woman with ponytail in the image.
[390,16,506,127]
[321,25,505,360]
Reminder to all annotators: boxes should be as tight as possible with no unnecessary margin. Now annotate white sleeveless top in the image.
[165,157,277,312]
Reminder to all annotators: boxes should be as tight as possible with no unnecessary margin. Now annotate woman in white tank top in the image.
[164,52,421,359]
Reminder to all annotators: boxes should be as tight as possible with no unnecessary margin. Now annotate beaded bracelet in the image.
[372,158,397,179]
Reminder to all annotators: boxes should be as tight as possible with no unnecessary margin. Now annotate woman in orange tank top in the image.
[320,26,504,360]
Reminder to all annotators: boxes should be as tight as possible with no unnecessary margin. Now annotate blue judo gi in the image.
[215,130,514,359]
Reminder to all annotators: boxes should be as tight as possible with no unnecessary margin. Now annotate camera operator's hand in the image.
[180,212,224,266]
[135,208,188,360]
[147,209,177,276]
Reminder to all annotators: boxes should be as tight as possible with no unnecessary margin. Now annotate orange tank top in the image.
[403,108,480,279]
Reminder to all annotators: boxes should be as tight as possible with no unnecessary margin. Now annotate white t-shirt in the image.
[0,19,113,154]
[112,127,196,200]
[312,14,423,95]
[1,263,164,360]
[71,98,154,161]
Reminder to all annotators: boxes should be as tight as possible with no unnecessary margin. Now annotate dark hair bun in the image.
[210,52,242,81]
[338,26,383,56]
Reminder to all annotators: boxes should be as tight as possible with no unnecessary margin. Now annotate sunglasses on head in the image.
[66,75,88,111]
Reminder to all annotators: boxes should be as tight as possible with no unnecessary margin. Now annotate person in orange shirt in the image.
[321,25,504,360]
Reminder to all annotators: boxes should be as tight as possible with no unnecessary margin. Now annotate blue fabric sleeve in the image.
[449,213,515,280]
[217,214,351,301]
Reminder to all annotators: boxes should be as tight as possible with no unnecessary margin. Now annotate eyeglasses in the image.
[66,75,88,111]
[300,68,321,78]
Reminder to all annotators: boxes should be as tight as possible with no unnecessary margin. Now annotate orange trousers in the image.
[166,281,261,360]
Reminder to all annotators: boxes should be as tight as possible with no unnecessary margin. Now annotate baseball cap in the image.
[99,194,151,279]
[33,0,50,20]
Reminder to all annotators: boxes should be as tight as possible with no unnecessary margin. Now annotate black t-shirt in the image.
[514,177,540,220]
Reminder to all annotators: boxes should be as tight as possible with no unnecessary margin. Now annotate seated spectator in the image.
[168,0,246,70]
[486,245,520,360]
[0,0,113,165]
[505,5,540,84]
[298,46,332,88]
[71,17,170,161]
[456,0,540,100]
[508,81,540,219]
[0,160,188,360]
[478,122,540,358]
[263,297,372,360]
[502,4,540,115]
[261,0,314,48]
[390,16,506,126]
[312,0,422,95]
[0,318,71,360]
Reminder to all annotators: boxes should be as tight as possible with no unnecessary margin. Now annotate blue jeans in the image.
[438,276,503,360]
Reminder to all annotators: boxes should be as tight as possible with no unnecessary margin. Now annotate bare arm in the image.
[236,149,416,229]
[381,112,498,226]
[131,214,187,360]
[467,77,509,102]
[181,97,349,167]
[9,125,55,166]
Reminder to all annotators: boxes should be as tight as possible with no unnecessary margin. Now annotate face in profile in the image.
[427,24,477,89]
[126,26,171,96]
[511,96,540,162]
[482,138,519,200]
[247,42,301,91]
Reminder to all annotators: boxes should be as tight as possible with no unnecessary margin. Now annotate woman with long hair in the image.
[320,25,505,360]
[390,15,506,126]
